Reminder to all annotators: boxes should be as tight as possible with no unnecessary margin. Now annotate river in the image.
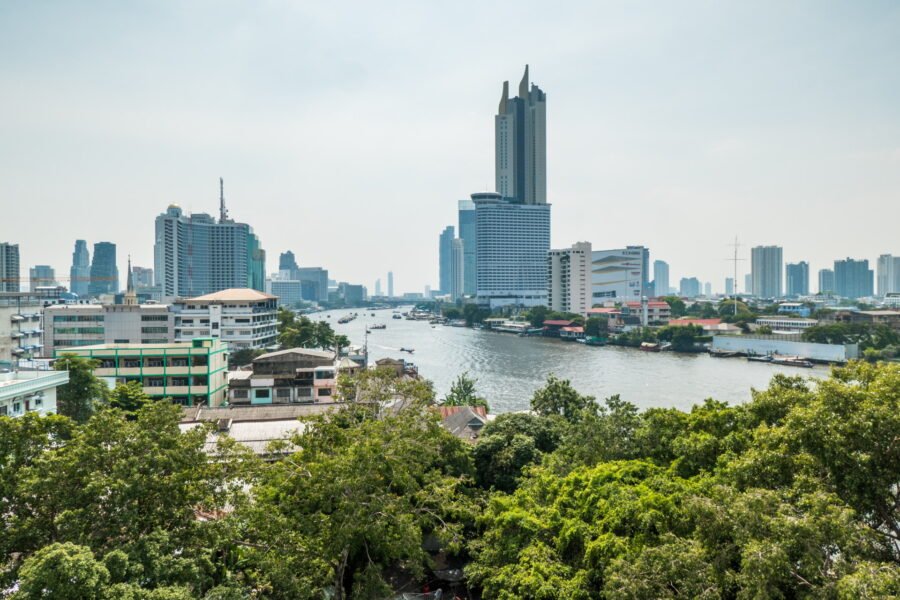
[314,308,831,413]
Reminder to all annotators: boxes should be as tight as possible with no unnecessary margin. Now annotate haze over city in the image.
[2,1,899,291]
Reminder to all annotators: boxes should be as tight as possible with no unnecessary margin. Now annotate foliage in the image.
[228,348,265,368]
[235,403,479,599]
[717,299,751,317]
[530,374,596,422]
[584,316,608,338]
[472,413,566,492]
[335,367,435,407]
[662,296,686,317]
[109,381,151,415]
[524,306,584,328]
[54,354,109,423]
[802,322,899,352]
[462,303,492,326]
[276,308,343,351]
[656,324,705,351]
[608,327,657,348]
[442,372,489,410]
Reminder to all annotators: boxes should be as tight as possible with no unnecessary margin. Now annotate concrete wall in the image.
[712,335,857,362]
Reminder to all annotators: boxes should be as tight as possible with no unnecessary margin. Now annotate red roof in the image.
[543,319,574,326]
[669,318,722,327]
[587,308,620,314]
[561,326,584,333]
[437,405,488,418]
[625,301,670,309]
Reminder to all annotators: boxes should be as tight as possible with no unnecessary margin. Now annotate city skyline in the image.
[2,3,899,292]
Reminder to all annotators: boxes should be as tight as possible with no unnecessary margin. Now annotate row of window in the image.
[53,315,104,322]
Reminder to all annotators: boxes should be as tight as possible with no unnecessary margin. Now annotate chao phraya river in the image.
[314,308,831,414]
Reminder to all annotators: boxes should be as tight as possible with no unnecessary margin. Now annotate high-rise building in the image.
[591,246,648,301]
[450,239,465,301]
[132,266,153,288]
[458,199,477,296]
[29,265,56,291]
[0,243,20,293]
[70,240,91,297]
[751,245,783,299]
[818,269,835,294]
[548,242,591,316]
[834,258,874,299]
[495,65,546,205]
[154,185,266,300]
[474,192,550,308]
[785,261,809,297]
[704,282,712,297]
[744,273,753,296]
[725,277,734,296]
[89,242,118,297]
[374,279,382,297]
[439,225,455,294]
[387,271,394,298]
[876,254,900,296]
[680,277,701,298]
[279,251,299,275]
[653,260,669,298]
[296,267,329,303]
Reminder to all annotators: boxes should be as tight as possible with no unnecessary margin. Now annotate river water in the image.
[314,308,831,413]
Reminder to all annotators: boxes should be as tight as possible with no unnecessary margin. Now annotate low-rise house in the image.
[374,357,419,378]
[228,347,337,405]
[777,302,812,317]
[0,369,68,417]
[438,405,488,443]
[559,326,584,340]
[542,319,575,337]
[826,309,900,333]
[756,316,819,332]
[624,301,672,323]
[55,338,227,407]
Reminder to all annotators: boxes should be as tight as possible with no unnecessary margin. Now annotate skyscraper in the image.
[474,192,550,308]
[679,277,701,298]
[495,65,546,205]
[751,245,783,298]
[725,277,734,296]
[70,240,91,297]
[549,242,592,316]
[744,273,753,296]
[154,183,266,300]
[450,239,465,301]
[132,267,153,288]
[704,282,712,297]
[458,199,477,296]
[374,278,382,297]
[876,254,900,296]
[834,258,874,299]
[279,251,299,276]
[0,243,20,293]
[818,269,835,294]
[653,260,669,298]
[439,225,455,294]
[785,261,809,297]
[591,247,649,301]
[387,271,394,298]
[29,265,56,291]
[89,242,118,296]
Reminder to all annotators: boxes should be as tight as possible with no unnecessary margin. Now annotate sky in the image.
[1,1,899,295]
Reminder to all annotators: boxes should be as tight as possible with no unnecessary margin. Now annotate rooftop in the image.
[254,347,335,361]
[184,288,276,303]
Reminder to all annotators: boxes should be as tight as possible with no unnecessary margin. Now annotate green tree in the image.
[584,316,608,337]
[442,372,488,409]
[526,305,549,327]
[238,403,478,599]
[15,542,110,600]
[54,354,109,423]
[530,374,596,422]
[473,412,565,491]
[228,348,264,368]
[109,381,151,415]
[662,296,686,318]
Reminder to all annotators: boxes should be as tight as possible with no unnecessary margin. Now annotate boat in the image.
[370,324,386,330]
[584,336,607,347]
[747,355,773,363]
[393,314,402,320]
[639,342,661,352]
[400,347,415,354]
[709,349,739,358]
[771,355,814,368]
[371,313,376,317]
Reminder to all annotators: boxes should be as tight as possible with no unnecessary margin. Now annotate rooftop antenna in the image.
[219,177,229,223]
[726,236,746,316]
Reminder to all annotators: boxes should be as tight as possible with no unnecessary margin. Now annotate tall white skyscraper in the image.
[725,277,734,296]
[495,65,546,205]
[653,260,669,298]
[387,271,394,298]
[877,254,900,296]
[751,245,783,298]
[450,239,465,301]
[548,242,592,316]
[374,279,382,297]
[474,192,550,308]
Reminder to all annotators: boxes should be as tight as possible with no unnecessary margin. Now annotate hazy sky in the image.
[2,1,899,294]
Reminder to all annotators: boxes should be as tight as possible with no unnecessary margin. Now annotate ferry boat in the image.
[639,342,661,352]
[400,347,415,354]
[370,324,386,330]
[771,355,814,368]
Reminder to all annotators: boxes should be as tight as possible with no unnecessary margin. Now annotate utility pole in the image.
[727,237,746,316]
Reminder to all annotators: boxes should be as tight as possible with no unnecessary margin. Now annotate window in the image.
[13,402,22,413]
[233,389,248,399]
[141,315,168,322]
[318,388,332,397]
[211,323,219,329]
[276,388,291,398]
[254,389,269,399]
[141,327,168,334]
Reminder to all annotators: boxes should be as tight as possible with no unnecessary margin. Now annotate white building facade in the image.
[548,242,592,316]
[173,288,277,351]
[0,369,68,417]
[591,246,649,302]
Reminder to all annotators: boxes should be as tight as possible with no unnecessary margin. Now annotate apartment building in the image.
[173,288,277,351]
